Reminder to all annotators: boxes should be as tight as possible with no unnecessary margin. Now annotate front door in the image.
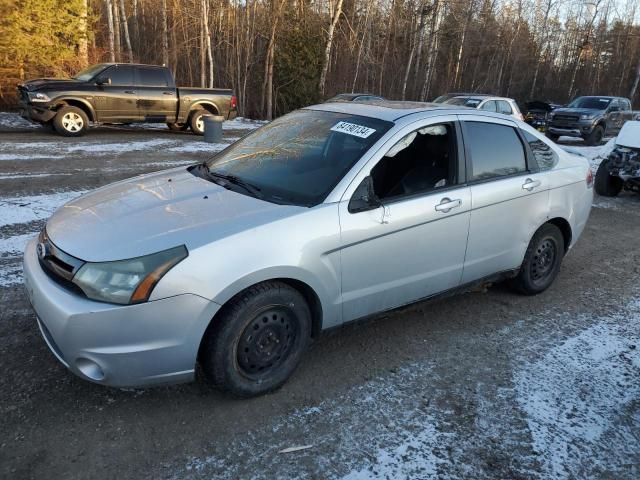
[95,64,138,121]
[338,118,471,322]
[458,116,550,283]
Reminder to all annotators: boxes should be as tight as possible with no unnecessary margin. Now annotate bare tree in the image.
[319,0,345,96]
[119,0,133,63]
[105,0,116,62]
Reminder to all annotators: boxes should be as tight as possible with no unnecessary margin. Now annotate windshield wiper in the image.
[202,164,263,198]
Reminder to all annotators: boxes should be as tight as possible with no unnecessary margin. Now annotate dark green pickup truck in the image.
[18,63,237,136]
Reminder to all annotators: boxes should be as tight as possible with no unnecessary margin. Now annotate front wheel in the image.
[584,125,604,146]
[200,281,312,397]
[510,224,565,295]
[594,159,623,197]
[53,106,89,136]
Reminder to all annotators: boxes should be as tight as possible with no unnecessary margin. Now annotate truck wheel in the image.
[189,110,207,136]
[585,125,604,146]
[199,281,311,397]
[545,132,559,142]
[53,106,89,137]
[594,160,623,197]
[167,122,188,132]
[510,223,565,295]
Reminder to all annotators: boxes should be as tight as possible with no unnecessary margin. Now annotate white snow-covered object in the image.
[615,121,640,149]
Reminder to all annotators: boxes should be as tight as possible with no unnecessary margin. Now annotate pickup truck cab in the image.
[18,63,237,136]
[546,96,633,145]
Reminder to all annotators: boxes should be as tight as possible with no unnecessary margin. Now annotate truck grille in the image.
[553,114,579,124]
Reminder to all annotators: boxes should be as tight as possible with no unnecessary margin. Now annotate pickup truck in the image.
[18,63,237,136]
[546,96,634,145]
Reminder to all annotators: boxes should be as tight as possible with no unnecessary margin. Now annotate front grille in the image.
[553,114,579,124]
[37,229,86,296]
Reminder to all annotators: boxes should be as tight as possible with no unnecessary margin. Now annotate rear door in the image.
[95,65,138,121]
[135,66,177,122]
[459,115,550,283]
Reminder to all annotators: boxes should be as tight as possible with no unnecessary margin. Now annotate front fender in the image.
[52,96,97,121]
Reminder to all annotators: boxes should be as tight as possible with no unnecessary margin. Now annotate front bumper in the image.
[19,101,56,123]
[548,121,595,138]
[23,238,221,387]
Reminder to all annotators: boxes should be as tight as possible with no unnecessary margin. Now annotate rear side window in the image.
[465,122,526,181]
[497,100,513,115]
[480,101,497,112]
[105,65,134,86]
[137,67,169,87]
[523,131,558,171]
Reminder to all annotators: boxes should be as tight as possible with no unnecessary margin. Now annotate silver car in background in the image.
[23,101,593,397]
[444,95,524,121]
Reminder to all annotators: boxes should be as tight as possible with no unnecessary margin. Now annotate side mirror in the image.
[348,176,382,213]
[95,76,111,86]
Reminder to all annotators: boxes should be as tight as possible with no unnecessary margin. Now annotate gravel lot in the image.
[1,116,639,479]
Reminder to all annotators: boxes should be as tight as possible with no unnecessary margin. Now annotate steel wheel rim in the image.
[531,237,556,284]
[62,112,83,132]
[236,306,298,379]
[196,115,204,132]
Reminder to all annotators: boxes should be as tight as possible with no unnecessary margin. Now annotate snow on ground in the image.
[559,137,616,172]
[222,117,267,130]
[174,295,640,480]
[0,112,41,130]
[0,191,86,227]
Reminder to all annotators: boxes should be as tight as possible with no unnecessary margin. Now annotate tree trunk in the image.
[261,0,285,119]
[78,0,89,67]
[202,0,214,88]
[105,0,116,62]
[420,0,441,101]
[161,0,169,67]
[318,0,345,96]
[113,0,121,61]
[630,56,640,101]
[119,0,133,62]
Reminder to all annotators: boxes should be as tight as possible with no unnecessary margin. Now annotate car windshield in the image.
[73,64,109,81]
[444,97,483,107]
[567,97,612,109]
[205,109,393,207]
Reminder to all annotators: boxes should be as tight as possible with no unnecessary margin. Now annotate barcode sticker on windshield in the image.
[330,122,376,138]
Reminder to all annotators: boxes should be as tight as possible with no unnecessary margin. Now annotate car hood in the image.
[19,78,81,91]
[552,107,603,115]
[45,167,304,262]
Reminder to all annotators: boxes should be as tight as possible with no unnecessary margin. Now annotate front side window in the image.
[465,121,526,181]
[104,65,134,86]
[369,123,457,201]
[73,63,109,81]
[137,68,169,87]
[205,110,392,206]
[523,131,557,171]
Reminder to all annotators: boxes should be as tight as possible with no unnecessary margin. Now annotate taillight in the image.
[230,95,237,109]
[586,168,594,188]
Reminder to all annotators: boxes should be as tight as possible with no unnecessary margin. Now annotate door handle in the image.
[124,90,135,94]
[435,197,462,213]
[522,178,541,191]
[163,91,174,95]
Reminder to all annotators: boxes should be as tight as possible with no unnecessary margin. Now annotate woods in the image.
[1,0,639,118]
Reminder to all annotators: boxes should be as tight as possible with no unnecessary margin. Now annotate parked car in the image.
[443,95,524,121]
[432,92,490,103]
[24,102,593,397]
[326,93,385,103]
[524,101,561,132]
[546,96,634,145]
[595,121,640,196]
[18,63,237,136]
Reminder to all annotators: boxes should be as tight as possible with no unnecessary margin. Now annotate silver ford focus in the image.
[23,101,593,397]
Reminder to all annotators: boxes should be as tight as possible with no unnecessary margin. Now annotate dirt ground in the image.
[0,120,639,479]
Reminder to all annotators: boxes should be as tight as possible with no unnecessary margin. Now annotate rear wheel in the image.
[585,125,604,146]
[200,281,311,397]
[510,224,565,295]
[53,106,88,137]
[189,110,208,135]
[594,159,623,197]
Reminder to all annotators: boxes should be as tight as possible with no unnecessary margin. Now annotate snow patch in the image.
[222,117,266,130]
[0,190,86,227]
[0,232,37,258]
[0,112,41,130]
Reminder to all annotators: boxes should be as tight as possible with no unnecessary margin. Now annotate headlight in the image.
[28,92,51,102]
[72,245,188,305]
[580,114,594,120]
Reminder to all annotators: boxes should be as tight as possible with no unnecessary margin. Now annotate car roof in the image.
[307,100,479,122]
[100,63,166,68]
[453,95,516,102]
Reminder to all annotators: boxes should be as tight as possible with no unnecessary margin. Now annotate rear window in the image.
[523,131,557,171]
[465,122,527,181]
[137,67,170,87]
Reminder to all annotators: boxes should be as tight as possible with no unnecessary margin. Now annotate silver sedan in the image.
[23,101,593,396]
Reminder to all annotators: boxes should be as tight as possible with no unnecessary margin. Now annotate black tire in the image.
[200,281,312,397]
[52,106,89,137]
[510,224,565,295]
[594,159,623,197]
[167,122,189,132]
[545,132,559,142]
[189,110,208,135]
[584,125,604,146]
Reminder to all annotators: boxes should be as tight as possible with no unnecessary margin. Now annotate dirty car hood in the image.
[19,78,81,91]
[45,167,304,262]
